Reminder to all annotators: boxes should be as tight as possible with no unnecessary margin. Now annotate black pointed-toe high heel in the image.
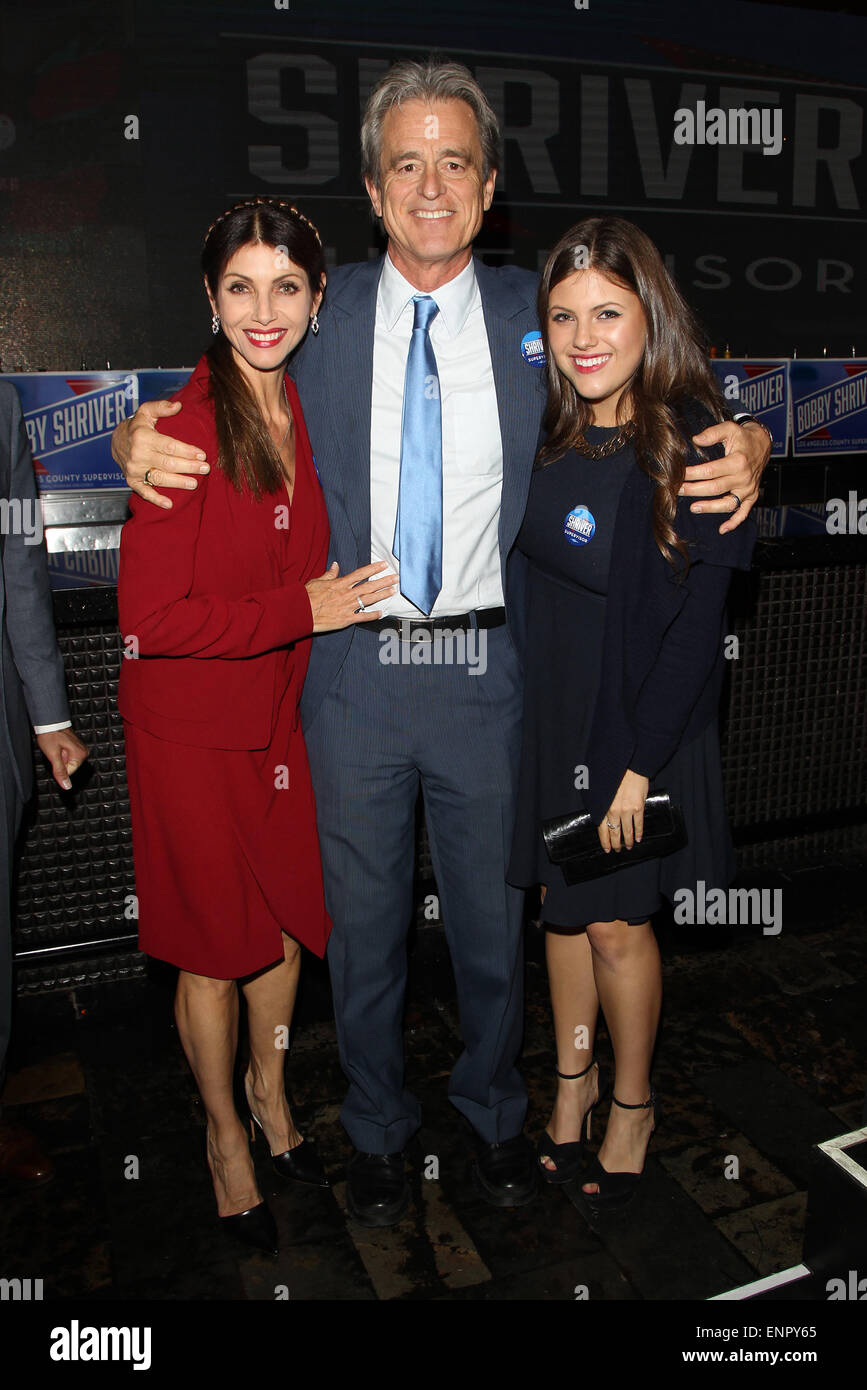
[581,1088,660,1212]
[247,1108,330,1188]
[220,1201,279,1255]
[536,1059,609,1185]
[204,1127,279,1254]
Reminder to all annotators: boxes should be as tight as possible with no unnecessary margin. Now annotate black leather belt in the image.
[359,606,506,635]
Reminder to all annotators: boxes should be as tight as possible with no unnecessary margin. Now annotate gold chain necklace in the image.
[572,419,636,459]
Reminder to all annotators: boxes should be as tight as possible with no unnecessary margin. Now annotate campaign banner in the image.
[137,369,192,405]
[790,360,867,456]
[2,372,136,492]
[753,504,829,539]
[212,33,865,366]
[47,550,121,590]
[709,359,789,457]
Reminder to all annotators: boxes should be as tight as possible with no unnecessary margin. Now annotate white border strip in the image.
[711,1127,867,1299]
[817,1125,867,1188]
[709,1264,811,1301]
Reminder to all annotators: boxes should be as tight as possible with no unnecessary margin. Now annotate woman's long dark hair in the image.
[201,199,325,497]
[536,216,725,568]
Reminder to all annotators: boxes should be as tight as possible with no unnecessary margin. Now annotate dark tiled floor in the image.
[2,866,865,1302]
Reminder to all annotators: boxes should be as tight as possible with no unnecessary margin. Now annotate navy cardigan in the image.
[515,399,757,827]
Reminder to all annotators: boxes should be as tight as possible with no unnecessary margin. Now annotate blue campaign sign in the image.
[1,371,136,492]
[753,504,829,539]
[790,360,867,456]
[47,550,121,590]
[137,369,193,404]
[710,359,789,456]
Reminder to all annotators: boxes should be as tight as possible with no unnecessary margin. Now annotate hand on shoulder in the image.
[112,369,211,510]
[675,396,767,536]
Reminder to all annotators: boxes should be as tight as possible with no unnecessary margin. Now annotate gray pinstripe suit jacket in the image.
[0,382,70,803]
[290,253,546,730]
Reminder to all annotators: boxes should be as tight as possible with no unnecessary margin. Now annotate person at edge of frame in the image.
[0,381,89,1185]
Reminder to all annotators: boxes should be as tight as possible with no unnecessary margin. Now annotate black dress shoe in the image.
[471,1134,537,1207]
[220,1200,279,1255]
[346,1150,410,1227]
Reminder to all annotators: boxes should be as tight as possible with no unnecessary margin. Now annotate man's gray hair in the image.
[361,58,501,189]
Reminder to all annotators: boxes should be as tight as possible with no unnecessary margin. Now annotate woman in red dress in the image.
[117,199,396,1253]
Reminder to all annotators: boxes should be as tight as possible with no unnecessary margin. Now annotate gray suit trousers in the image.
[305,623,528,1153]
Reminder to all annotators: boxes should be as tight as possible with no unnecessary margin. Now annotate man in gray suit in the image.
[111,60,768,1225]
[0,381,89,1182]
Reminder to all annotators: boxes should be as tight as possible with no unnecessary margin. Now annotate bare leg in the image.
[581,918,661,1192]
[174,970,261,1217]
[241,933,303,1154]
[540,929,602,1173]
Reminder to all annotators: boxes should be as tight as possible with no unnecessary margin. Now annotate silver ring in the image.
[355,601,365,614]
[729,491,742,509]
[606,820,620,831]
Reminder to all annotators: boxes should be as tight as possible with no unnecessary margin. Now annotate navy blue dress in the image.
[507,426,734,929]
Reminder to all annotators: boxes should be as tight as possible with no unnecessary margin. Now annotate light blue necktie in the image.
[393,294,442,616]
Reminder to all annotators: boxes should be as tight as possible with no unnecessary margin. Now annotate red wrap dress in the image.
[118,356,331,977]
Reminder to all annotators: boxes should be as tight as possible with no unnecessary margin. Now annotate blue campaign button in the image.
[520,331,546,368]
[564,504,596,545]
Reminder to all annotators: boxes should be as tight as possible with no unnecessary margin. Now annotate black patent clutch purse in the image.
[541,791,687,885]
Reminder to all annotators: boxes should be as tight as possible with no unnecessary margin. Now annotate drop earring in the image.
[211,312,220,334]
[310,312,320,336]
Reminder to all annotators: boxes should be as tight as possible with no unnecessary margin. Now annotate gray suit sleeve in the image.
[1,385,71,726]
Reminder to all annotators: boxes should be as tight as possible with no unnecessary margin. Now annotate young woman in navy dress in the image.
[508,217,756,1208]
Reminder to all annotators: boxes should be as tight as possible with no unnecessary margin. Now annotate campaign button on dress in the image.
[564,504,596,545]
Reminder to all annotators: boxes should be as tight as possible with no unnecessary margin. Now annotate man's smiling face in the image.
[365,97,497,287]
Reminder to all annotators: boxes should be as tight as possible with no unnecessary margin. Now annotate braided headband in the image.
[203,197,322,247]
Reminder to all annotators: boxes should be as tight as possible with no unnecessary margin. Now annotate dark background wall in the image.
[0,0,864,373]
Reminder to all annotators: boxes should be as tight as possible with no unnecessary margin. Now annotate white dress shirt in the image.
[370,253,505,619]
